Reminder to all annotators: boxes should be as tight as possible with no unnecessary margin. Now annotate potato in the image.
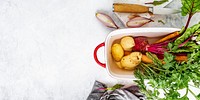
[120,36,135,51]
[114,61,123,69]
[120,52,142,70]
[111,43,124,61]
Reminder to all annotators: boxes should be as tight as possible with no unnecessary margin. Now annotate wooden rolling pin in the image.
[113,3,149,13]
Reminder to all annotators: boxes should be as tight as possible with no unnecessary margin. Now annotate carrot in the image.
[141,54,153,63]
[155,31,179,43]
[141,54,165,64]
[124,51,132,56]
[141,54,187,64]
[175,55,187,62]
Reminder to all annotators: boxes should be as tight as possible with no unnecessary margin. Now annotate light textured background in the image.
[0,0,199,100]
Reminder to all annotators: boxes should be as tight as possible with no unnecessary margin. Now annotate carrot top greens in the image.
[135,50,200,100]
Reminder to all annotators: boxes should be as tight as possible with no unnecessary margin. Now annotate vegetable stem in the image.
[163,89,167,94]
[184,1,195,31]
[189,84,200,89]
[141,63,158,75]
[151,66,169,72]
[184,87,189,97]
[145,0,168,6]
[143,63,170,72]
[185,14,193,31]
[188,88,199,100]
[141,63,154,78]
[178,34,194,47]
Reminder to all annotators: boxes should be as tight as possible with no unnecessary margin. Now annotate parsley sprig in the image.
[134,50,200,100]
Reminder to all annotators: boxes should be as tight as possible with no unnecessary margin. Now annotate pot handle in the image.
[94,42,106,68]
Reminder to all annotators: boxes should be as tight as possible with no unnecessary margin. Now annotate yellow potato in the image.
[120,36,135,51]
[120,52,142,70]
[114,61,123,69]
[111,43,124,61]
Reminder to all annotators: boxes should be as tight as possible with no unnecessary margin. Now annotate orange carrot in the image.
[124,51,132,56]
[175,55,187,62]
[141,54,187,64]
[141,55,165,64]
[155,31,179,43]
[141,54,153,63]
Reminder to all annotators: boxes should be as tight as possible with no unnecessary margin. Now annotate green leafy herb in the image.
[146,52,162,67]
[158,20,165,25]
[194,28,200,42]
[169,23,200,52]
[145,0,168,6]
[181,0,200,30]
[174,23,200,46]
[197,93,200,99]
[132,1,200,100]
[197,35,200,41]
[170,47,195,53]
[106,84,124,90]
[181,0,200,16]
[134,50,200,100]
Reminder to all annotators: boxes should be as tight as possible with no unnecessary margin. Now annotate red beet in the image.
[132,36,173,56]
[133,36,149,52]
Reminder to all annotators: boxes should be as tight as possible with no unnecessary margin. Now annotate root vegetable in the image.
[155,31,180,43]
[124,51,132,56]
[111,44,124,61]
[133,36,170,55]
[133,36,149,52]
[120,36,135,51]
[141,54,188,63]
[141,54,153,63]
[175,55,187,62]
[121,52,142,70]
[114,61,123,69]
[126,17,153,28]
[96,12,119,29]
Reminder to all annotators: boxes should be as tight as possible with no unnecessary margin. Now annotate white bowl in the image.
[94,28,180,80]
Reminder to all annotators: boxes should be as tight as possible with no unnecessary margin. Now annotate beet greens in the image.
[181,0,200,31]
[134,0,200,99]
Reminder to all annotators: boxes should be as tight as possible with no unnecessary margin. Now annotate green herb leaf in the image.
[133,1,200,99]
[196,34,200,41]
[134,49,200,99]
[181,0,200,30]
[167,42,173,50]
[184,41,199,47]
[163,52,174,63]
[181,0,200,16]
[174,23,200,46]
[179,96,189,100]
[197,93,200,99]
[153,0,168,6]
[107,84,124,90]
[146,52,162,67]
[170,48,194,53]
[158,20,165,25]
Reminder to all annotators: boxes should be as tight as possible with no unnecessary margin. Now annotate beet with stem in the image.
[132,36,178,59]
